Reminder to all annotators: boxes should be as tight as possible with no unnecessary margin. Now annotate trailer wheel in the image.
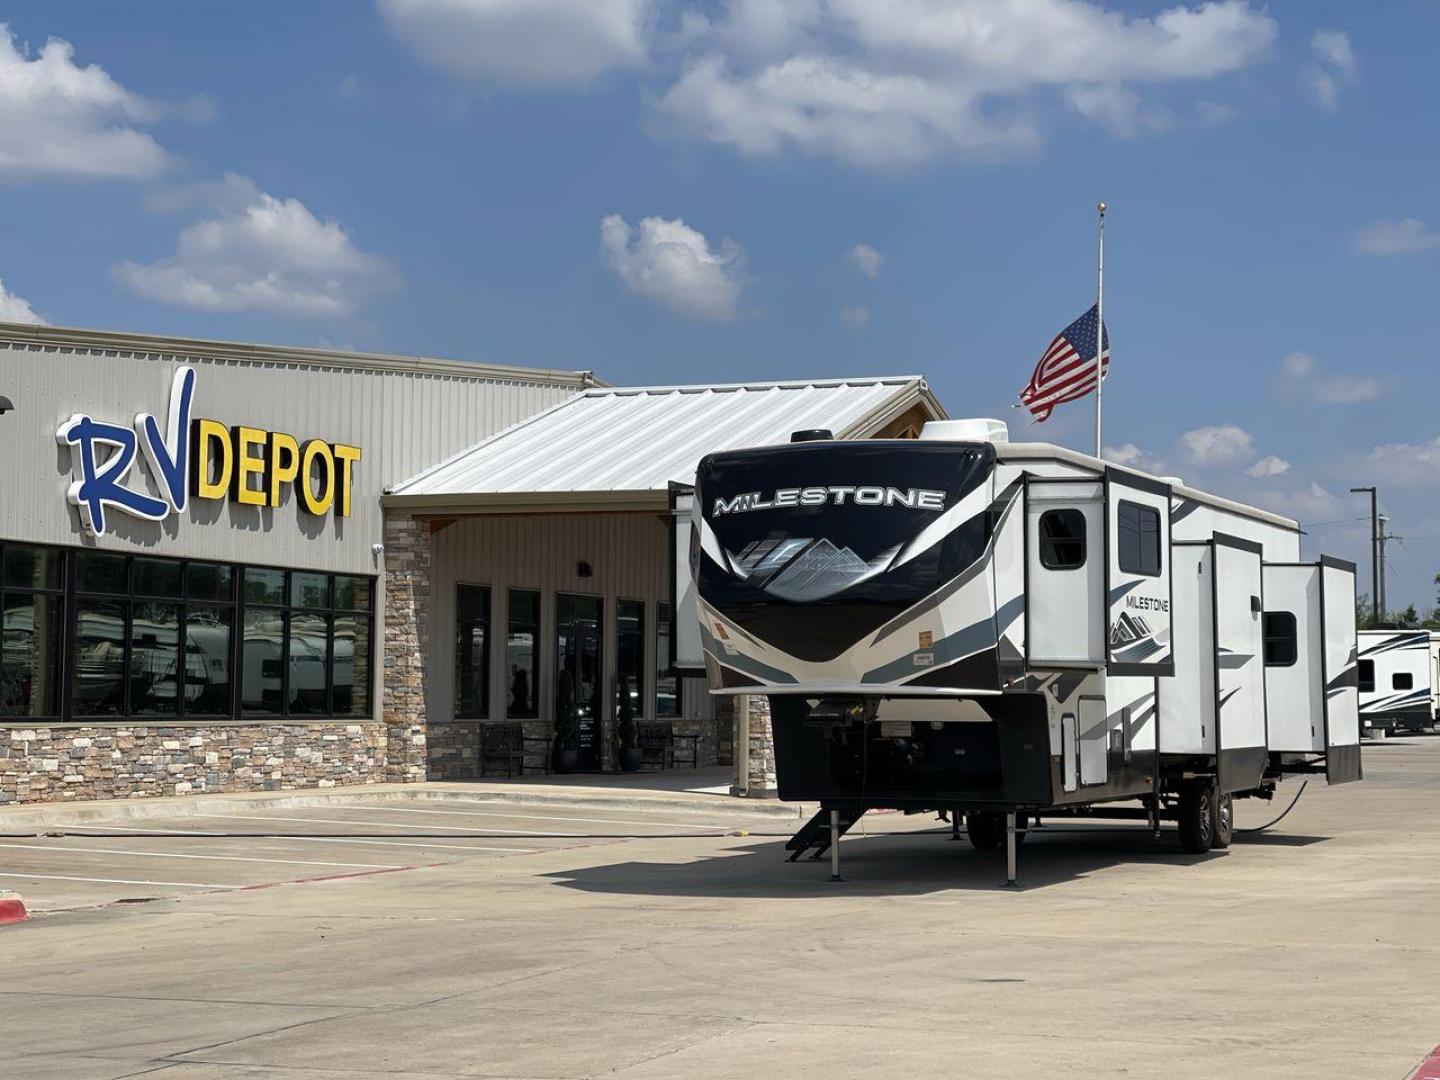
[1177,781,1215,854]
[1210,792,1234,849]
[965,811,1028,852]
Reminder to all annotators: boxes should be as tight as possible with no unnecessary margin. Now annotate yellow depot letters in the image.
[188,417,361,519]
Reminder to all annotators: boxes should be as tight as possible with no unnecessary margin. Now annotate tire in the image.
[1177,781,1216,854]
[966,811,1028,852]
[1210,791,1234,850]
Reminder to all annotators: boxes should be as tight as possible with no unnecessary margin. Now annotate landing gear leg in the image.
[950,812,961,841]
[1149,798,1162,841]
[1003,810,1019,888]
[829,809,842,882]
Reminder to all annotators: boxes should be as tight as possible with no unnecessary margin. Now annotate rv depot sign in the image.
[56,366,362,537]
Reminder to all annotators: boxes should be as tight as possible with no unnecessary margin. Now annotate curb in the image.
[0,784,807,832]
[0,891,27,925]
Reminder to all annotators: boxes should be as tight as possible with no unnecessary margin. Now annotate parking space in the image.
[0,797,781,913]
[2,743,1439,1079]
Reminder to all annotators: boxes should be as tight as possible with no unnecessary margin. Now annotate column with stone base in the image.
[382,512,430,783]
[728,694,777,798]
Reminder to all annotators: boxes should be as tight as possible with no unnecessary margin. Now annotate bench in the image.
[478,722,552,777]
[637,721,701,770]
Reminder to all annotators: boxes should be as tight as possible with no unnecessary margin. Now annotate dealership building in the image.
[0,321,944,804]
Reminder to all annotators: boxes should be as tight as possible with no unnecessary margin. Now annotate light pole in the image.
[1351,486,1379,627]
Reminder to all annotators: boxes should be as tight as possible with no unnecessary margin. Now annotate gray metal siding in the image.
[428,512,713,728]
[0,341,581,573]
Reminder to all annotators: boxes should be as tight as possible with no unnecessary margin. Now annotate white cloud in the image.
[1308,29,1356,110]
[1279,350,1384,405]
[1246,455,1290,479]
[1063,82,1170,137]
[1367,437,1440,487]
[115,175,393,318]
[0,279,45,324]
[1181,424,1254,466]
[1353,218,1440,257]
[600,213,744,321]
[839,304,870,328]
[657,0,1275,168]
[1104,443,1166,474]
[379,0,651,87]
[0,25,174,180]
[848,243,883,279]
[1247,481,1342,524]
[1196,99,1236,126]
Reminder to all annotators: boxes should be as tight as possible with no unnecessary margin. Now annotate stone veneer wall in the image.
[0,724,386,804]
[382,512,430,783]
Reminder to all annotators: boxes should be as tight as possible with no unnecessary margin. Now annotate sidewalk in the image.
[0,768,804,832]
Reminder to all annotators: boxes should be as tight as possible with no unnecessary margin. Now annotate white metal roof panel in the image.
[390,376,939,503]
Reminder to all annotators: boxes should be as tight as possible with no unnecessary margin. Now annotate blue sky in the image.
[2,1,1438,608]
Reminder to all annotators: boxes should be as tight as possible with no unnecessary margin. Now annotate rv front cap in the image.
[712,486,946,516]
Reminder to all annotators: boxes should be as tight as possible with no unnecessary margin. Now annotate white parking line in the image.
[193,812,572,836]
[344,803,733,831]
[67,824,536,855]
[0,842,399,870]
[0,872,233,889]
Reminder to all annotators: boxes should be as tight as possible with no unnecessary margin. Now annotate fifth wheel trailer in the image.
[677,418,1361,878]
[1357,629,1436,735]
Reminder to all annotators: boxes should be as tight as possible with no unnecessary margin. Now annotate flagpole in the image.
[1094,201,1106,458]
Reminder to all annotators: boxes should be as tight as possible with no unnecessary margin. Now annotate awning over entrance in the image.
[384,376,945,514]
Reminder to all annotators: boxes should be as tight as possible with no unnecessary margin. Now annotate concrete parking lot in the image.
[1,740,1438,1080]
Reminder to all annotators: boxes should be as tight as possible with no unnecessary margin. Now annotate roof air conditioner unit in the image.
[919,418,1009,443]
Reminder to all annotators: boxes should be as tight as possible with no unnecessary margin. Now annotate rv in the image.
[682,418,1362,876]
[1357,629,1435,735]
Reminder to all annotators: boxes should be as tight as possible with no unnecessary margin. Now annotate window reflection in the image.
[506,589,538,719]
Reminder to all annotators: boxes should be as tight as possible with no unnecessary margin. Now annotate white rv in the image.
[681,418,1362,872]
[1357,629,1434,734]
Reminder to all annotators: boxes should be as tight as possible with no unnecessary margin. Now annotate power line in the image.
[1298,515,1369,529]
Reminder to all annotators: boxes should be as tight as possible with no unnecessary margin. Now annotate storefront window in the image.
[73,600,127,716]
[185,604,233,716]
[0,544,64,718]
[333,578,372,718]
[455,584,491,719]
[0,545,374,723]
[241,604,285,714]
[617,599,644,719]
[130,601,181,716]
[505,589,539,718]
[656,602,679,718]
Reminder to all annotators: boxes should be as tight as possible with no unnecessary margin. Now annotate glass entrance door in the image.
[556,594,603,771]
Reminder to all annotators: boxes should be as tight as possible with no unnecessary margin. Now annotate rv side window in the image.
[1117,501,1161,577]
[1358,660,1374,692]
[1393,672,1414,691]
[1038,509,1086,570]
[1263,612,1297,667]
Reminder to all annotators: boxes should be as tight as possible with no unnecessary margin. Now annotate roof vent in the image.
[790,429,832,443]
[919,418,1009,443]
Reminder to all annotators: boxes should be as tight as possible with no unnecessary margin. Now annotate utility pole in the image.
[1351,486,1380,627]
[1377,515,1402,624]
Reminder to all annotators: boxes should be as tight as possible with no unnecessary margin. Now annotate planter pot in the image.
[619,747,644,773]
[552,748,580,774]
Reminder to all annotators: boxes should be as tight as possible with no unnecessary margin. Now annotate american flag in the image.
[1019,304,1110,422]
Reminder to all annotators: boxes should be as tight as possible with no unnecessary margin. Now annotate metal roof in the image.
[386,376,944,512]
[0,320,602,387]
